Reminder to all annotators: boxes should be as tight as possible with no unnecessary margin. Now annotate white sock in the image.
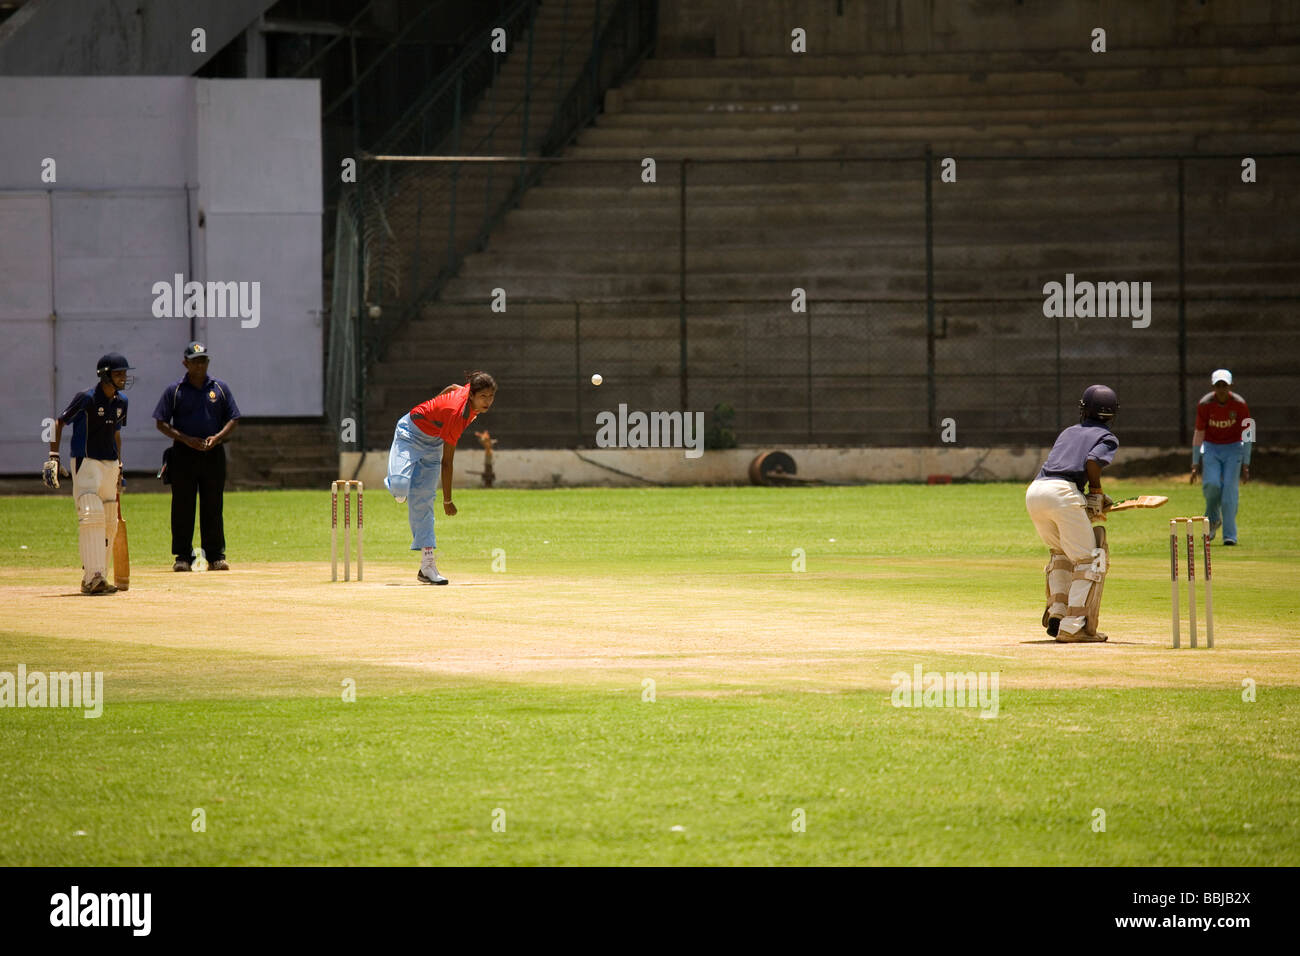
[421,547,436,569]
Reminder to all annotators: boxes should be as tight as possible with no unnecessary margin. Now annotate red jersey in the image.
[409,384,479,444]
[1195,392,1251,444]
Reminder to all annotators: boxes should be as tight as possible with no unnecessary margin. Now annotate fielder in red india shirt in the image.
[1194,392,1250,445]
[1191,370,1252,545]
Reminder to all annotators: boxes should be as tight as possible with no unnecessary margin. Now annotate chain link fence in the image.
[335,152,1300,449]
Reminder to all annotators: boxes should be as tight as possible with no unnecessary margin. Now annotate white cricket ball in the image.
[591,373,603,386]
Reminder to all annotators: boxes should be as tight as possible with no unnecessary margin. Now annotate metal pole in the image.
[521,0,536,159]
[349,32,360,156]
[355,198,365,449]
[924,147,936,430]
[679,159,688,411]
[448,74,463,273]
[591,0,602,103]
[806,303,813,441]
[558,0,570,101]
[485,50,498,227]
[353,189,365,441]
[1055,313,1062,432]
[575,301,583,445]
[1177,157,1188,444]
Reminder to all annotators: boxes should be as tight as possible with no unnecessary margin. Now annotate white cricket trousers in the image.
[1024,478,1096,563]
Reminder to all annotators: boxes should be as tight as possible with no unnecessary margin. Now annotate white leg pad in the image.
[77,493,106,580]
[1059,528,1109,637]
[1045,550,1072,619]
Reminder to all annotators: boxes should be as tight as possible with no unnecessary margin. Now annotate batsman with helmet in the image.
[1024,385,1120,643]
[43,353,133,595]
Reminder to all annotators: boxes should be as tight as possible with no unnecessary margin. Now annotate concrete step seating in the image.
[225,421,339,489]
[363,37,1300,448]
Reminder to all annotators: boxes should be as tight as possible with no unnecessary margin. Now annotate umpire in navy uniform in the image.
[153,342,241,571]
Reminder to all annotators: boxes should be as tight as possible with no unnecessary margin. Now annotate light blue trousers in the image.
[385,413,443,550]
[1201,441,1244,542]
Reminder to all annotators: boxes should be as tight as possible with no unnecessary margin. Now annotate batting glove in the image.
[42,453,63,489]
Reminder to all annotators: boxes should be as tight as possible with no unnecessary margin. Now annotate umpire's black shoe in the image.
[173,558,191,572]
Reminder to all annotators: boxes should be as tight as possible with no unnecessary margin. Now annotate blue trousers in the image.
[385,413,444,550]
[1201,441,1244,542]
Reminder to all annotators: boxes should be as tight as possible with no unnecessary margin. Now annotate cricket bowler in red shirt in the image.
[384,371,496,583]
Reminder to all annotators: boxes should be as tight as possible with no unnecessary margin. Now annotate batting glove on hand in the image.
[42,454,66,489]
[1085,492,1107,520]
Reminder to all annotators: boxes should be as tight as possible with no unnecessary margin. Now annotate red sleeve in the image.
[1194,400,1210,431]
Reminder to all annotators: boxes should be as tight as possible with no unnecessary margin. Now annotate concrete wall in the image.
[0,77,321,474]
[193,80,323,416]
[341,444,1200,490]
[656,0,1300,57]
[0,0,276,74]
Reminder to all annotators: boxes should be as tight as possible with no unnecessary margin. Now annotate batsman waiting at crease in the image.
[42,353,133,595]
[1024,385,1120,643]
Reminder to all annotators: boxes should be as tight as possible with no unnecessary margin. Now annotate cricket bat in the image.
[114,505,130,592]
[1105,495,1169,513]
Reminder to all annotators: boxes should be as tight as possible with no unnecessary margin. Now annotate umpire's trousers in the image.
[169,442,228,561]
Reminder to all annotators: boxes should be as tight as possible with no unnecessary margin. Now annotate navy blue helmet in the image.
[96,352,135,390]
[1078,384,1118,423]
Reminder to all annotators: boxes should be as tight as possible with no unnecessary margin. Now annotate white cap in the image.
[1211,368,1233,386]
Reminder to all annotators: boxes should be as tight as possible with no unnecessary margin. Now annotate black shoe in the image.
[173,558,191,572]
[1046,618,1061,637]
[1224,539,1237,546]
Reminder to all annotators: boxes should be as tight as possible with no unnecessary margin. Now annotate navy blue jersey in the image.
[152,376,241,438]
[59,384,127,461]
[1036,421,1119,493]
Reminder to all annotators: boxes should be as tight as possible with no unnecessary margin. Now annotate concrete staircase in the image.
[371,0,610,287]
[225,420,339,489]
[367,41,1300,447]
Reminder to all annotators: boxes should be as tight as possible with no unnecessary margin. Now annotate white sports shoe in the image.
[418,552,448,585]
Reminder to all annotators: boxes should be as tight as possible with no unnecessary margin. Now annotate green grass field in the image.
[2,480,1298,865]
